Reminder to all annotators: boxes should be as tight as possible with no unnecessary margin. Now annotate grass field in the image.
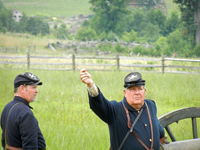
[0,69,200,149]
[1,0,179,18]
[1,0,92,17]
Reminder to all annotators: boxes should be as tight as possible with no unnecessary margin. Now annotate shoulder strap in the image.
[5,103,24,146]
[117,102,144,150]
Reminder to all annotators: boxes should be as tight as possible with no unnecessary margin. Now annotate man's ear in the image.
[123,89,126,97]
[19,85,26,94]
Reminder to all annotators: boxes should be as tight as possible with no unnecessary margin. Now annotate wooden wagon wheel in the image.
[158,107,200,150]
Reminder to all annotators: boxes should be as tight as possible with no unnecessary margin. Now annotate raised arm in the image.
[80,68,94,88]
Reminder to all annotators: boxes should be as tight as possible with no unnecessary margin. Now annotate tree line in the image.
[0,0,200,58]
[0,1,49,36]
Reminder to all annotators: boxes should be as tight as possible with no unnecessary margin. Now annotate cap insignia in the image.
[128,75,138,81]
[27,72,38,80]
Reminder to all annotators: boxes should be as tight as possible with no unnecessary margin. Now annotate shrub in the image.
[76,27,97,41]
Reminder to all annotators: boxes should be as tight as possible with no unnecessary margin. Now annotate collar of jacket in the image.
[14,96,33,109]
[122,97,146,112]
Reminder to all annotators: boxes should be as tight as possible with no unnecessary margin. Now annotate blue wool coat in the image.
[88,89,165,150]
[1,96,46,150]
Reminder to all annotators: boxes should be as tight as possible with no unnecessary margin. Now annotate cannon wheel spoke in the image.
[158,107,200,141]
[165,125,176,141]
[192,117,198,139]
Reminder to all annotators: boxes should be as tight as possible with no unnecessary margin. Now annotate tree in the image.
[89,0,131,34]
[141,23,161,43]
[164,11,180,36]
[76,27,97,41]
[173,0,200,45]
[26,17,49,35]
[146,9,166,35]
[54,24,69,39]
[0,1,5,11]
[0,9,13,32]
[121,30,138,42]
[165,28,192,57]
[126,8,146,36]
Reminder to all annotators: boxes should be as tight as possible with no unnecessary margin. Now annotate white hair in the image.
[124,85,146,91]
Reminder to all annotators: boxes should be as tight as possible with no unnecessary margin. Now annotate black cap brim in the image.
[29,81,42,86]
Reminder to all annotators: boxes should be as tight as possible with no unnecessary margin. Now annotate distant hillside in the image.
[1,0,179,18]
[1,0,92,17]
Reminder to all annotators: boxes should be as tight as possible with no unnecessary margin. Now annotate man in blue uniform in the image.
[80,69,167,150]
[1,72,46,150]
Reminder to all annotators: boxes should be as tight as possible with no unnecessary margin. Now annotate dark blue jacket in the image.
[1,96,46,150]
[89,89,165,150]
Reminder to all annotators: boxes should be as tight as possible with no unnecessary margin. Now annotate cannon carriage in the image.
[159,107,200,150]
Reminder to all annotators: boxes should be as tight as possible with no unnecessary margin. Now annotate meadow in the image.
[1,0,92,17]
[1,0,179,18]
[0,69,200,149]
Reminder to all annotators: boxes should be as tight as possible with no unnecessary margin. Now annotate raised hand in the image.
[80,68,94,88]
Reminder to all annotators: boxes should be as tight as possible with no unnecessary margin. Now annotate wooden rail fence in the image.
[0,46,18,53]
[0,52,200,74]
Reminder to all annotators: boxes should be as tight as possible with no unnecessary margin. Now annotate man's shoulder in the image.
[145,99,156,105]
[110,100,122,105]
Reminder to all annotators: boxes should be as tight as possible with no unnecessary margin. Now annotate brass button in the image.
[145,124,147,127]
[149,139,152,142]
[138,111,140,113]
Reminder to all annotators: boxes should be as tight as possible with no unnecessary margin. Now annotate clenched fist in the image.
[80,68,94,88]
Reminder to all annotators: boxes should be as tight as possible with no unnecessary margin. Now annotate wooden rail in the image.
[0,53,200,74]
[0,46,18,53]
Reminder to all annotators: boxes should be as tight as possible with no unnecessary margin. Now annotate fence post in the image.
[27,50,30,69]
[161,55,165,74]
[116,54,120,70]
[16,46,18,52]
[72,53,75,72]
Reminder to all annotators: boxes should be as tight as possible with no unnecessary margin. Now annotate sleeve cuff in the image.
[87,82,99,97]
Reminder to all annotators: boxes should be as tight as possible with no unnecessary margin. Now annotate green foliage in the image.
[155,37,168,53]
[164,11,180,36]
[163,27,193,57]
[89,0,131,34]
[173,0,198,44]
[76,27,97,41]
[0,6,50,36]
[0,9,13,32]
[146,9,166,35]
[115,43,127,53]
[26,17,50,35]
[194,44,200,57]
[0,27,7,34]
[132,45,147,55]
[105,31,116,41]
[124,7,180,46]
[97,43,114,52]
[141,23,162,43]
[53,23,69,39]
[53,24,58,29]
[81,20,90,27]
[0,0,5,11]
[121,30,138,42]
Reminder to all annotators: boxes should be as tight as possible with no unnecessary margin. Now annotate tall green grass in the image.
[1,69,200,149]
